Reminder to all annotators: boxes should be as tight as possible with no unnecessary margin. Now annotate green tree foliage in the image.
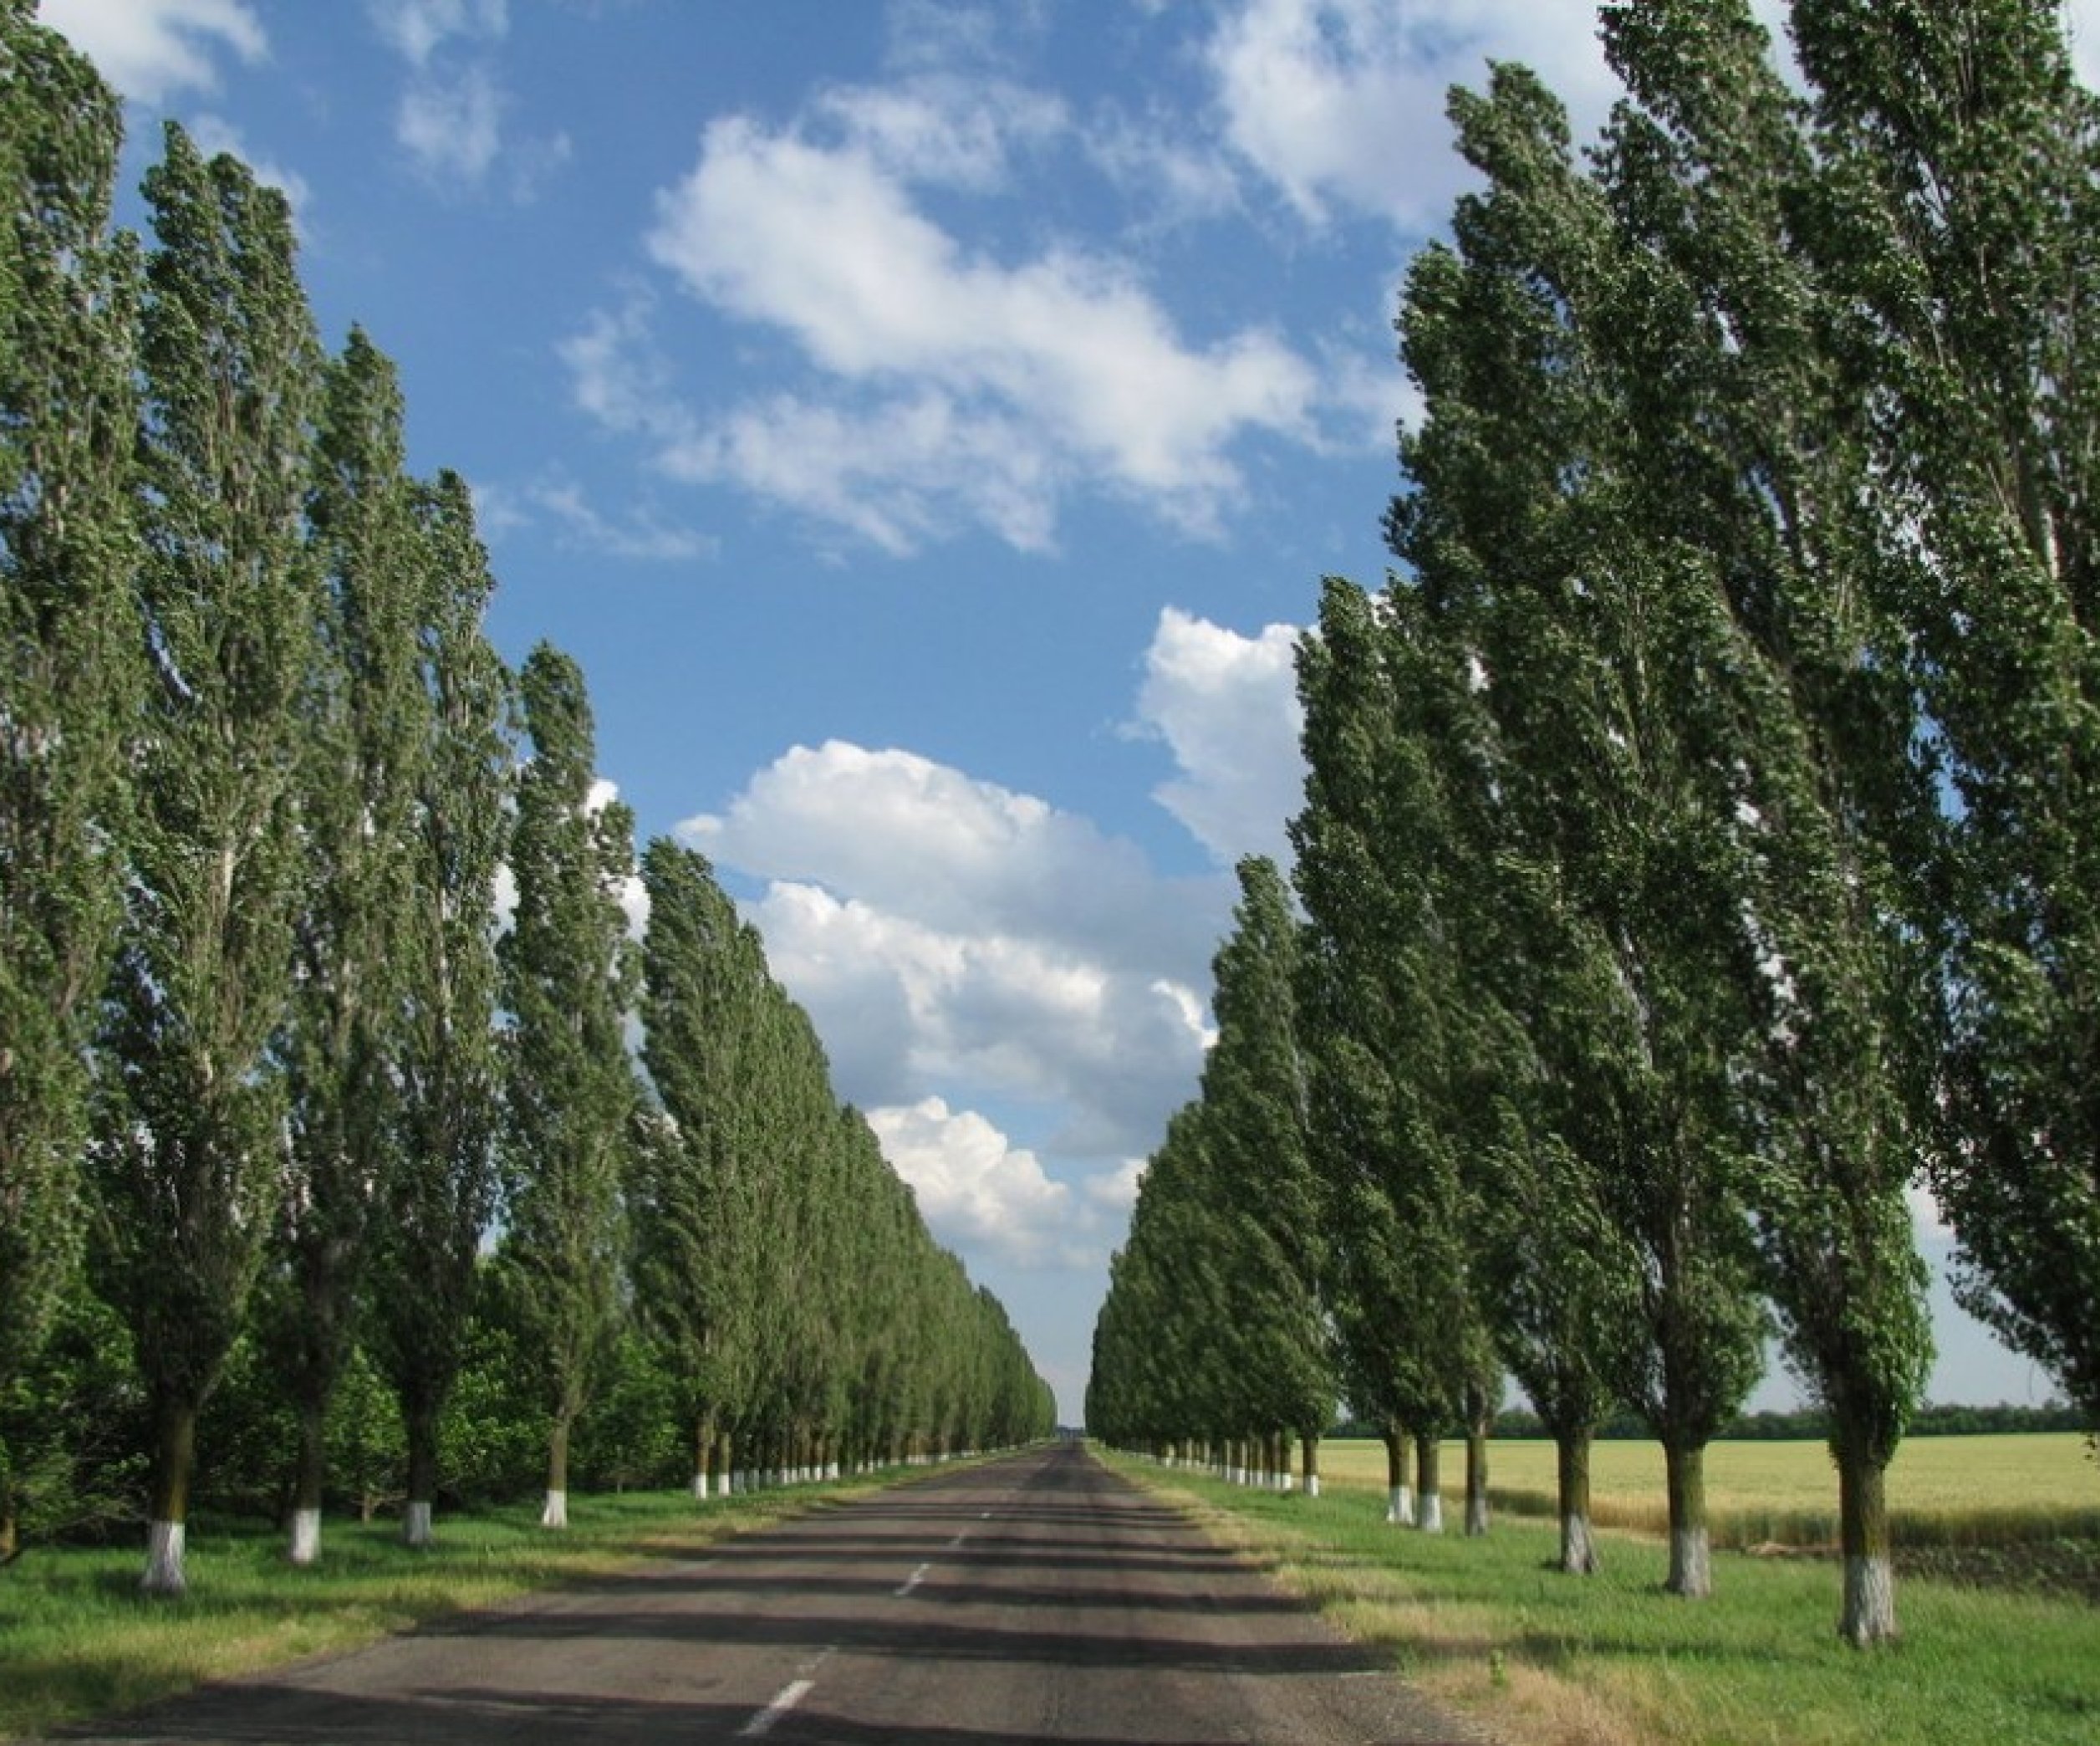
[368,471,511,1549]
[1200,856,1334,1487]
[498,642,639,1530]
[92,122,324,1596]
[0,0,138,1560]
[1793,0,2100,1438]
[271,327,430,1566]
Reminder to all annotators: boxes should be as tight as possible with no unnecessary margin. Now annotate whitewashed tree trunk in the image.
[1560,1511,1597,1575]
[142,1520,186,1595]
[541,1488,568,1529]
[691,1470,710,1501]
[402,1501,435,1549]
[1843,1555,1896,1646]
[288,1507,322,1567]
[1305,1474,1321,1498]
[1669,1523,1710,1597]
[1387,1483,1412,1524]
[1417,1489,1443,1533]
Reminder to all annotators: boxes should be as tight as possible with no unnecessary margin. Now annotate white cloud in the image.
[1202,0,1608,232]
[867,1097,1086,1268]
[368,0,507,68]
[396,62,503,186]
[1201,0,1812,233]
[526,475,715,564]
[586,62,1338,552]
[1131,607,1306,870]
[39,0,265,104]
[682,740,1220,1159]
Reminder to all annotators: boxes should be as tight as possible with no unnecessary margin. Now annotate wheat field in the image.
[1315,1432,2097,1547]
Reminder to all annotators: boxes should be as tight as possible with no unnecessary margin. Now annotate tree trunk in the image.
[1663,1436,1710,1597]
[1836,1435,1897,1646]
[1301,1432,1321,1499]
[1465,1420,1490,1537]
[402,1398,441,1549]
[1555,1425,1598,1575]
[288,1399,326,1566]
[691,1413,714,1502]
[542,1414,571,1529]
[142,1394,197,1595]
[1414,1432,1443,1534]
[1383,1422,1410,1524]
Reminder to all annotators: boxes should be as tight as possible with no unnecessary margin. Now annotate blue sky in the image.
[42,0,2083,1426]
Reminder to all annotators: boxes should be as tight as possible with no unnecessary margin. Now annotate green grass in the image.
[1318,1433,2100,1549]
[0,1482,883,1743]
[1114,1451,2100,1746]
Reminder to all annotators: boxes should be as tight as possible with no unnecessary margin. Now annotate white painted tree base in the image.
[1417,1491,1444,1534]
[1842,1555,1896,1644]
[1304,1475,1320,1498]
[691,1472,711,1502]
[403,1501,435,1549]
[1386,1485,1411,1524]
[142,1520,186,1595]
[541,1488,568,1529]
[288,1508,322,1566]
[1560,1511,1596,1574]
[1669,1525,1711,1596]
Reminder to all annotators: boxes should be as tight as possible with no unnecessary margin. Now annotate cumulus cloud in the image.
[866,1098,1086,1269]
[40,0,265,104]
[557,48,1354,554]
[682,740,1220,1160]
[1202,0,1807,233]
[395,60,504,185]
[1132,607,1307,870]
[367,0,507,69]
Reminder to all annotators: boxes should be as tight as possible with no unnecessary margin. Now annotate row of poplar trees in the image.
[0,3,1051,1595]
[1090,0,2100,1649]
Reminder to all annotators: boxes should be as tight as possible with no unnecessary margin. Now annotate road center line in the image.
[738,1678,813,1738]
[895,1560,932,1597]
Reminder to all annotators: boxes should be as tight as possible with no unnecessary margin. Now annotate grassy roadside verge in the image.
[0,1478,891,1742]
[1104,1452,2100,1746]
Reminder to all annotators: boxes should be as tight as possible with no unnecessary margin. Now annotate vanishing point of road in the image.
[64,1443,1479,1745]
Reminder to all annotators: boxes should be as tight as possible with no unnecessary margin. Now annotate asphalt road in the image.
[64,1443,1479,1745]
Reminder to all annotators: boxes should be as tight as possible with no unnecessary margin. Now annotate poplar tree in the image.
[0,0,137,1558]
[1795,0,2100,1435]
[1393,67,1767,1595]
[1592,0,1935,1643]
[1198,856,1333,1491]
[634,839,767,1498]
[94,123,323,1595]
[272,328,427,1566]
[499,641,638,1529]
[367,471,510,1549]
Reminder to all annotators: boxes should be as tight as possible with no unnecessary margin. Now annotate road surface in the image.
[64,1443,1479,1744]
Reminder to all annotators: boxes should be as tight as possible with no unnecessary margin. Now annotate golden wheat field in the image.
[1317,1432,2098,1548]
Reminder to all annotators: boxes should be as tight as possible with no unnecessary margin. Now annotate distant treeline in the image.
[1332,1402,2089,1443]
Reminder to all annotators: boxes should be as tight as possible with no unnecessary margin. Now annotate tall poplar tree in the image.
[1198,856,1333,1491]
[272,327,427,1566]
[1592,0,1936,1643]
[93,122,323,1595]
[499,641,637,1529]
[369,471,510,1548]
[0,0,138,1558]
[1393,66,1767,1595]
[634,839,767,1498]
[1794,0,2100,1435]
